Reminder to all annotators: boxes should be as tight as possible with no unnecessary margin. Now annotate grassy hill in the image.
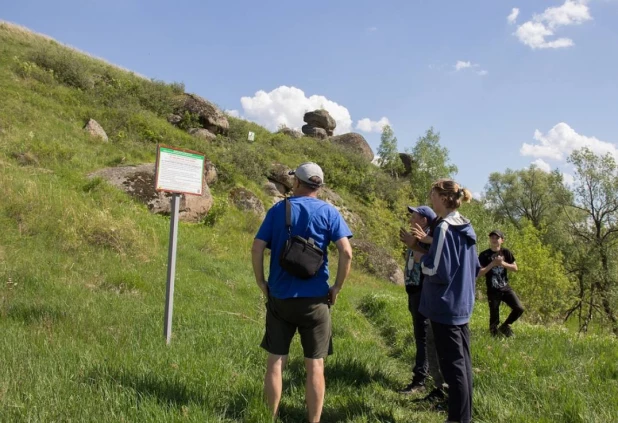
[1,21,617,423]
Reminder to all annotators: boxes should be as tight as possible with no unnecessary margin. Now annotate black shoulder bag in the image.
[279,198,325,279]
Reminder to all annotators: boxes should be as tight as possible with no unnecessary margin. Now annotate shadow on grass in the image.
[85,366,207,408]
[7,303,67,324]
[281,356,394,389]
[278,397,396,423]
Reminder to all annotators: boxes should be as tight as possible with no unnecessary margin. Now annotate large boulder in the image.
[350,239,404,285]
[204,160,218,185]
[399,153,413,177]
[188,128,217,141]
[278,127,303,139]
[330,133,374,162]
[267,163,295,192]
[302,125,328,140]
[83,119,108,142]
[318,187,343,205]
[229,187,265,216]
[89,163,213,223]
[174,93,229,135]
[304,110,336,132]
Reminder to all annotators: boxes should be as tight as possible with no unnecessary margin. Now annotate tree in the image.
[407,128,457,203]
[376,125,404,178]
[484,165,572,229]
[562,147,618,336]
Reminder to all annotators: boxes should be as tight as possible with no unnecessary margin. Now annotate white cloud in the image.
[454,60,488,76]
[507,8,520,24]
[356,117,390,133]
[531,158,552,172]
[225,109,240,118]
[520,123,618,161]
[455,61,472,71]
[472,192,483,201]
[367,26,378,32]
[513,0,592,49]
[239,86,353,134]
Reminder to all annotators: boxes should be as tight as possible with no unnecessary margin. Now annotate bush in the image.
[203,194,230,227]
[30,47,92,90]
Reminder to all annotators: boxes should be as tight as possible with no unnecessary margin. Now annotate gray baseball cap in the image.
[288,162,324,187]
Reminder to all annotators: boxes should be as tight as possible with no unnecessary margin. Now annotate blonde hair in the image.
[431,179,472,209]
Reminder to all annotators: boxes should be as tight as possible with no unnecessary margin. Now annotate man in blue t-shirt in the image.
[252,162,353,423]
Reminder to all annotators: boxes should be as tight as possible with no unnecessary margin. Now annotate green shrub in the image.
[30,46,92,90]
[203,194,230,227]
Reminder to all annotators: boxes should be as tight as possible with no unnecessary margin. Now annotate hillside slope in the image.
[1,22,617,423]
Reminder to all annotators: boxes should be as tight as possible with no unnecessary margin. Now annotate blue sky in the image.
[3,0,618,196]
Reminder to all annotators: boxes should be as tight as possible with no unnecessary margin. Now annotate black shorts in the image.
[260,295,332,359]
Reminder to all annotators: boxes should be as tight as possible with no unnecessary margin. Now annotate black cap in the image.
[489,229,505,239]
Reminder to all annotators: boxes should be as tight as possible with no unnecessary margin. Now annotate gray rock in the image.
[278,127,303,139]
[350,239,404,285]
[303,110,336,131]
[174,93,229,135]
[330,132,374,161]
[188,128,217,141]
[267,163,295,191]
[302,124,328,140]
[399,153,413,177]
[167,114,182,125]
[88,164,213,223]
[204,160,218,185]
[229,187,265,216]
[83,119,108,142]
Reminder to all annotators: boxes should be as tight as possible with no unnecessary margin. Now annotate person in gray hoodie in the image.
[419,179,480,423]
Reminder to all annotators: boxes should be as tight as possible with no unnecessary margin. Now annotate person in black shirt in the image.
[478,230,524,337]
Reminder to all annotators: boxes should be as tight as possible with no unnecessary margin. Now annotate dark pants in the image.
[407,290,428,382]
[432,321,472,423]
[488,288,524,334]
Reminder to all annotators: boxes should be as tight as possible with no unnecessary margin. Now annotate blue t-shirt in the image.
[255,196,353,299]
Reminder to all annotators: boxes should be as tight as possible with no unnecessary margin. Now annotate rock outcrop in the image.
[89,163,213,223]
[266,163,295,193]
[302,109,336,139]
[330,133,374,161]
[83,119,108,142]
[301,125,328,140]
[399,153,413,177]
[350,239,404,285]
[173,93,229,135]
[229,187,265,216]
[188,128,216,141]
[278,127,303,139]
[204,160,218,185]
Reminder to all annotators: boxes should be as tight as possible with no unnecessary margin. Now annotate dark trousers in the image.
[432,321,472,423]
[488,288,524,333]
[407,290,428,381]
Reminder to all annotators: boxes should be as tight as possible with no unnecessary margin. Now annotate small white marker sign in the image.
[248,131,255,142]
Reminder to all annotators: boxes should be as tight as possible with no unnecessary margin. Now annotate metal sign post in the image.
[163,193,180,344]
[155,144,205,345]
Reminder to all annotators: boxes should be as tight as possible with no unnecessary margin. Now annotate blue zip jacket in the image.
[419,211,480,325]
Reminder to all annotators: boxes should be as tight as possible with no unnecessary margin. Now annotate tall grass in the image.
[0,21,617,422]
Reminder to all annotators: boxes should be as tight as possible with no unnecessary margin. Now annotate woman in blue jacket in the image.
[419,179,480,423]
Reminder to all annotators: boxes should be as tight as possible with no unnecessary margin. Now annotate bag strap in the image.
[285,197,292,239]
[284,197,327,241]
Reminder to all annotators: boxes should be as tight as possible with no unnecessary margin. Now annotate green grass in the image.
[1,21,617,422]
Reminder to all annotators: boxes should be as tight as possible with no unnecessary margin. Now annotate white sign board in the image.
[248,131,255,142]
[155,145,205,195]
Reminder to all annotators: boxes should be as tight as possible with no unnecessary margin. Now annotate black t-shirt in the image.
[478,248,515,292]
